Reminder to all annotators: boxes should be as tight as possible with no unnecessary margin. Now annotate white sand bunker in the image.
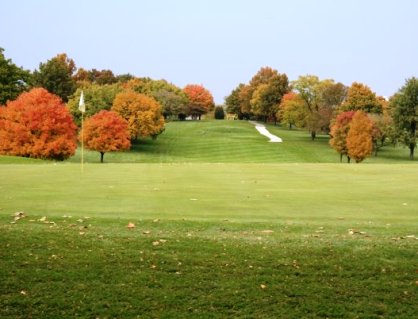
[249,121,283,142]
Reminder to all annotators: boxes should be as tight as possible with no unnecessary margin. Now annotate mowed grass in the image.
[0,120,415,164]
[1,163,417,318]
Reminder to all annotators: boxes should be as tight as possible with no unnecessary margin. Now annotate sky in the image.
[1,0,417,103]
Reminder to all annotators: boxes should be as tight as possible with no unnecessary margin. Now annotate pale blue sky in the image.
[1,0,417,103]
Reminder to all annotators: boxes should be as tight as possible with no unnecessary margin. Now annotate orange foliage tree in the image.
[0,88,77,160]
[347,111,373,163]
[80,110,131,163]
[111,90,165,140]
[183,84,214,120]
[329,111,356,162]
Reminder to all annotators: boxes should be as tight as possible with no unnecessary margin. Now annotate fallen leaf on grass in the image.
[153,219,160,223]
[127,222,136,229]
[260,284,266,289]
[12,212,26,221]
[38,216,47,222]
[190,198,198,201]
[20,290,27,296]
[261,230,274,234]
[143,230,151,235]
[152,241,160,246]
[348,229,367,235]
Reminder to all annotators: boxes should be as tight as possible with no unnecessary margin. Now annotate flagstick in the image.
[81,112,84,172]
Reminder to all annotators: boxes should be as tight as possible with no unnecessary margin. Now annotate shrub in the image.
[214,106,225,120]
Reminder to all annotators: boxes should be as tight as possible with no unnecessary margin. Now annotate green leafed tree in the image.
[225,83,245,118]
[391,77,418,160]
[33,53,77,102]
[0,48,32,105]
[67,83,122,126]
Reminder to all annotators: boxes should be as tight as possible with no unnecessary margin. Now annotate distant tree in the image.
[0,48,32,105]
[293,76,346,139]
[183,84,214,120]
[0,88,77,160]
[225,83,245,118]
[277,92,307,129]
[248,67,289,123]
[33,53,77,102]
[238,84,253,119]
[112,90,165,139]
[329,111,356,162]
[115,73,135,83]
[391,77,418,160]
[340,82,382,114]
[292,75,323,140]
[80,110,131,163]
[141,80,188,119]
[214,106,225,119]
[368,113,394,156]
[67,83,122,126]
[347,111,373,163]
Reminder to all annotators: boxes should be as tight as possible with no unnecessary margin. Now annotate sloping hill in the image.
[1,120,414,163]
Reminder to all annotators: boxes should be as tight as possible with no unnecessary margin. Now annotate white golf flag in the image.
[78,91,85,113]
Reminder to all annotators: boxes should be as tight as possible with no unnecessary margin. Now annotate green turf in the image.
[1,163,417,222]
[1,121,417,317]
[2,120,413,163]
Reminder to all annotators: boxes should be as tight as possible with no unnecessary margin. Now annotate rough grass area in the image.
[0,163,417,317]
[1,217,417,318]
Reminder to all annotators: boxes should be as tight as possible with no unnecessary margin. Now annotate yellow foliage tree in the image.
[111,90,165,139]
[346,111,373,163]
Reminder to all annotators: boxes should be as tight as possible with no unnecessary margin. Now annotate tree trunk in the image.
[347,156,351,163]
[340,153,343,163]
[311,131,316,140]
[100,152,104,163]
[409,143,415,160]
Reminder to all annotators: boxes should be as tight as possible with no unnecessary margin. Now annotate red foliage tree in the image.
[183,84,214,120]
[80,110,131,163]
[329,111,356,162]
[0,88,77,160]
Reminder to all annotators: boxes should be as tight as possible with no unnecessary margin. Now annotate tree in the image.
[329,111,356,162]
[80,110,131,163]
[292,75,323,140]
[214,106,225,119]
[111,90,165,139]
[368,113,394,156]
[33,53,77,102]
[67,83,122,126]
[248,67,289,123]
[73,68,117,85]
[293,76,346,139]
[141,80,188,119]
[0,88,77,160]
[277,92,307,129]
[0,48,32,105]
[183,84,214,120]
[225,83,244,118]
[340,82,382,114]
[391,77,418,160]
[347,111,373,163]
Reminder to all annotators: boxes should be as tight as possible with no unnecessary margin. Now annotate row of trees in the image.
[0,49,216,161]
[0,49,215,120]
[225,67,418,161]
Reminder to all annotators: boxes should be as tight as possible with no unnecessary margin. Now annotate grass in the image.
[1,163,417,318]
[2,120,414,163]
[1,120,417,317]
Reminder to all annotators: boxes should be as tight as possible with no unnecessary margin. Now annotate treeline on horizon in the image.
[0,48,417,163]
